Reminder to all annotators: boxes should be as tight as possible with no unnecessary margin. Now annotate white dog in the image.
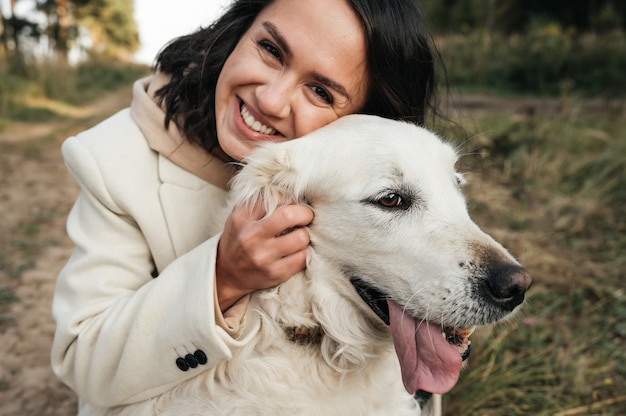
[103,115,531,415]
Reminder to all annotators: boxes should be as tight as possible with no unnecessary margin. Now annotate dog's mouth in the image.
[350,277,474,395]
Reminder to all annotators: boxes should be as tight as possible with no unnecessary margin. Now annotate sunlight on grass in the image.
[18,96,84,118]
[0,59,149,128]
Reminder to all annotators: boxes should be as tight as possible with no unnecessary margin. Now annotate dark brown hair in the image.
[155,0,443,152]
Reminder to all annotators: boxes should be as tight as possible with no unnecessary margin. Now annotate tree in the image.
[73,0,139,59]
[1,0,42,74]
[4,0,138,65]
[36,0,75,61]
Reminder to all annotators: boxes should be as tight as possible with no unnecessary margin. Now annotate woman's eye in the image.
[310,85,333,105]
[259,40,281,61]
[378,193,404,208]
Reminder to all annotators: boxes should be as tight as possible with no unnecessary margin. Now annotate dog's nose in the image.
[484,264,532,311]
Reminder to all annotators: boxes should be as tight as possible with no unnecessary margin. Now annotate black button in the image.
[176,357,189,371]
[184,353,198,368]
[194,349,207,365]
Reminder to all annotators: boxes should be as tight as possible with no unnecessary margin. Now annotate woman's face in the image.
[214,0,369,161]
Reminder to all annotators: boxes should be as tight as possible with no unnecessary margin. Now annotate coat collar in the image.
[130,74,236,190]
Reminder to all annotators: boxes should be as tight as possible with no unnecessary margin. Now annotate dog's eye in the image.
[367,190,414,211]
[377,193,405,209]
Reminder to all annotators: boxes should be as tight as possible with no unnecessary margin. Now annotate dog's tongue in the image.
[387,300,463,395]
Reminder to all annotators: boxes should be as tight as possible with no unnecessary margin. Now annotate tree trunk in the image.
[53,0,72,63]
[3,0,27,75]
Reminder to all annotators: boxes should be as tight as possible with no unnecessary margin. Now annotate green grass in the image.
[0,286,20,328]
[438,101,626,415]
[437,29,626,97]
[444,284,626,415]
[0,57,149,127]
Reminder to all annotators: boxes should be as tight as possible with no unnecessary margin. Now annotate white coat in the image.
[51,76,254,413]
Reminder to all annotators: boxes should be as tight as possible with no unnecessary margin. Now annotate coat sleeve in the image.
[51,136,245,407]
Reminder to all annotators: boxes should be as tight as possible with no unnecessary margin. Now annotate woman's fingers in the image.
[215,202,314,310]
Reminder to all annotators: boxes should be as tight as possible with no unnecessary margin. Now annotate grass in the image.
[0,287,20,327]
[437,98,626,414]
[445,286,626,415]
[0,57,149,127]
[436,29,626,97]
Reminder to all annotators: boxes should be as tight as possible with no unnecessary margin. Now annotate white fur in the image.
[96,115,524,416]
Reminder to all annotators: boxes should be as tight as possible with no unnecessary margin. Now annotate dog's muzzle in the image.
[349,277,473,361]
[350,277,473,409]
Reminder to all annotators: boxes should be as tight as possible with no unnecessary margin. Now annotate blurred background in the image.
[0,1,624,415]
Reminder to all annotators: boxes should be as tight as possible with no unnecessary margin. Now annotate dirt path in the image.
[0,87,132,415]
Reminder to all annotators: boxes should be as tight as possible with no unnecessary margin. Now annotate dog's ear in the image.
[227,143,302,217]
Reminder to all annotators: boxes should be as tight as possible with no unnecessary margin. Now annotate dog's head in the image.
[228,114,531,396]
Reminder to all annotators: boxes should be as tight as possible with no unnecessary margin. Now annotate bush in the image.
[437,26,626,96]
[72,59,150,104]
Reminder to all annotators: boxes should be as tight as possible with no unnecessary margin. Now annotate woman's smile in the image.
[240,102,278,136]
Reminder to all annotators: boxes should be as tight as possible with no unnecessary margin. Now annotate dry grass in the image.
[438,96,626,415]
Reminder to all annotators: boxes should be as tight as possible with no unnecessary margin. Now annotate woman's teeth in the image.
[240,104,276,135]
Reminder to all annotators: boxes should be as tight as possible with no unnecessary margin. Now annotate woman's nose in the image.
[256,76,294,119]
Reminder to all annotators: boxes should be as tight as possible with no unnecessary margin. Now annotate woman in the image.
[51,0,442,413]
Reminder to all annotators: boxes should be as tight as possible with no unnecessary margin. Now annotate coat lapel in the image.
[157,156,230,258]
[130,74,235,260]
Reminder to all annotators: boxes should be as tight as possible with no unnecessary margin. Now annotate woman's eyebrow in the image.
[312,74,350,100]
[261,22,351,101]
[262,22,292,59]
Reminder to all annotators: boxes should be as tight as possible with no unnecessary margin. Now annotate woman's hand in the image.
[215,202,314,312]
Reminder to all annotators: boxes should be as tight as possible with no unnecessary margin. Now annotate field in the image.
[0,85,624,415]
[439,94,626,415]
